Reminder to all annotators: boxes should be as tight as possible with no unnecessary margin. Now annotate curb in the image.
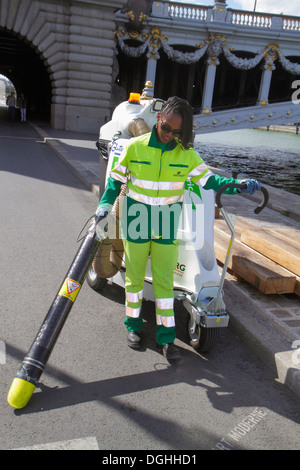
[31,122,100,198]
[224,275,300,399]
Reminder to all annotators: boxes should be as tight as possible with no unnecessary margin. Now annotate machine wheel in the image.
[187,317,219,352]
[86,266,107,291]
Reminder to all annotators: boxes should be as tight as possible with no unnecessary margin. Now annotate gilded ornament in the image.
[127,10,135,21]
[139,12,147,22]
[129,31,140,39]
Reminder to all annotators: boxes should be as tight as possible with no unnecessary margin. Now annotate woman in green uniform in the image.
[95,97,260,361]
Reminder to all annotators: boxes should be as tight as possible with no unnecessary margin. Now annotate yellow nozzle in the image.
[7,378,36,409]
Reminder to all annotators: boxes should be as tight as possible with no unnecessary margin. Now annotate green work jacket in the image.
[98,126,239,243]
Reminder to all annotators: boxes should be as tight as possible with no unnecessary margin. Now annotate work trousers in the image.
[123,238,178,345]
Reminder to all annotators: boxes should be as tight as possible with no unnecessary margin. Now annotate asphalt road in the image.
[1,110,300,452]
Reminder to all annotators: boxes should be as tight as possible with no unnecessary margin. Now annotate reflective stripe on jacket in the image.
[110,128,213,206]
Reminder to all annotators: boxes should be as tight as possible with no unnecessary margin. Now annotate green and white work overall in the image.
[97,126,239,345]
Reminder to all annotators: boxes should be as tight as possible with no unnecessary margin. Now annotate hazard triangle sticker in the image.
[58,278,81,302]
[66,279,80,295]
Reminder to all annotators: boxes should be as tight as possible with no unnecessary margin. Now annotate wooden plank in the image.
[263,227,300,251]
[233,220,300,251]
[214,227,296,295]
[215,212,300,245]
[241,229,300,276]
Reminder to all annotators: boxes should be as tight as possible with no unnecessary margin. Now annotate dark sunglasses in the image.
[160,120,182,138]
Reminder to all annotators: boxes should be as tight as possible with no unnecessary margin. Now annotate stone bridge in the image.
[0,0,300,133]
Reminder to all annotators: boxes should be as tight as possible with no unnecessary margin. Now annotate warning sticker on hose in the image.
[58,278,81,302]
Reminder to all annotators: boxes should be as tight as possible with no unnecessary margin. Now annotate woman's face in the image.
[156,112,183,144]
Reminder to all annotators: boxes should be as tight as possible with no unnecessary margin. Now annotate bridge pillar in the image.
[257,65,273,106]
[146,57,157,91]
[201,58,218,114]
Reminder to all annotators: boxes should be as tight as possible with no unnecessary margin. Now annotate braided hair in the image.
[161,96,193,149]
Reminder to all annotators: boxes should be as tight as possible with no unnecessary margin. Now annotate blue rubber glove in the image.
[94,206,108,221]
[239,179,261,195]
[94,207,109,240]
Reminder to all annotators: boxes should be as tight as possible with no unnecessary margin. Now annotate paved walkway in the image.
[31,122,300,400]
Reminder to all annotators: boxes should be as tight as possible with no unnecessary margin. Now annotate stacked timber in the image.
[214,214,300,296]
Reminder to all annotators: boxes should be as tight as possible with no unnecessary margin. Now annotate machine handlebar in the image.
[216,183,269,214]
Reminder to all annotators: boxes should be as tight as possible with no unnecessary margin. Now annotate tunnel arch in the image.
[0,1,124,132]
[0,27,52,120]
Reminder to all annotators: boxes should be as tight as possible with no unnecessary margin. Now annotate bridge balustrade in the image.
[165,2,300,32]
[115,1,300,131]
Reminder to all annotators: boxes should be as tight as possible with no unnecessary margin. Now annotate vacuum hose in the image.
[92,184,127,278]
[128,118,151,137]
[7,219,103,409]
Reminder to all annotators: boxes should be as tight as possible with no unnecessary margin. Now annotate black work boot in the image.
[158,343,182,361]
[127,330,142,349]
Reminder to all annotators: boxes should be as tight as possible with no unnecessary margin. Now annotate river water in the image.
[194,128,300,195]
